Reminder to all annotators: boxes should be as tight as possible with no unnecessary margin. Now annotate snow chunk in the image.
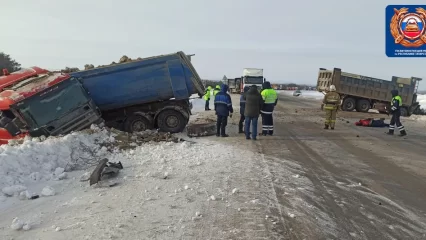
[57,172,68,180]
[209,195,216,201]
[2,185,27,196]
[232,188,239,194]
[41,186,56,196]
[54,167,65,176]
[23,224,31,231]
[11,217,24,230]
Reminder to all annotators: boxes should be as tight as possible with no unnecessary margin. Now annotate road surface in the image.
[197,92,426,240]
[2,92,425,240]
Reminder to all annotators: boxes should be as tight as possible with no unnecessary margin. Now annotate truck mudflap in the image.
[177,52,205,97]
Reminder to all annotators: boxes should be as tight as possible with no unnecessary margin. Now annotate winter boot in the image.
[386,129,394,135]
[238,125,244,134]
[324,125,329,129]
[399,130,407,136]
[221,134,229,137]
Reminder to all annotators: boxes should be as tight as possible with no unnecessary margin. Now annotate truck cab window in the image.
[0,110,15,127]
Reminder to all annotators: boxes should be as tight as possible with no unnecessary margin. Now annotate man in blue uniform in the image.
[386,89,407,136]
[260,81,278,135]
[214,84,233,137]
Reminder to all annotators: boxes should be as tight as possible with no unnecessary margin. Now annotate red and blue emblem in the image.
[400,14,425,39]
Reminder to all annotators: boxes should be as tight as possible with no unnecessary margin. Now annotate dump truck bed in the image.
[317,68,421,106]
[70,52,205,111]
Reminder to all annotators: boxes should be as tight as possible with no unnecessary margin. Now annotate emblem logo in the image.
[390,7,426,47]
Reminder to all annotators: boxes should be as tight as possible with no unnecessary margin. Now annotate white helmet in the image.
[329,85,336,92]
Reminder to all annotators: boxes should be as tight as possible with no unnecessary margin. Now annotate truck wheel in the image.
[356,99,370,112]
[342,98,356,111]
[124,115,153,133]
[157,109,187,133]
[400,107,408,117]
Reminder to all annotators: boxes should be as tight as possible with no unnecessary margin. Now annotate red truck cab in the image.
[0,68,80,145]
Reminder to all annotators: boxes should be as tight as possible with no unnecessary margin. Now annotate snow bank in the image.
[279,90,324,100]
[0,126,115,191]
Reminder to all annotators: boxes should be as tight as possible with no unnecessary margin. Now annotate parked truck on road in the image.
[317,68,422,116]
[0,51,204,144]
[240,68,265,92]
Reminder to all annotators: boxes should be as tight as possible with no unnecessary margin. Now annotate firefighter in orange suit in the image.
[321,85,340,130]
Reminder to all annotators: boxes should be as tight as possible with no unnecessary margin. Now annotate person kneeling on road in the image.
[321,85,340,130]
[239,86,250,133]
[214,84,233,137]
[244,85,263,140]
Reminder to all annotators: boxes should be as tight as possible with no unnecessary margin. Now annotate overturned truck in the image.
[317,68,422,116]
[0,52,205,144]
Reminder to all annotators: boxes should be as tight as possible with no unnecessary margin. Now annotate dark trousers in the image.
[245,117,258,139]
[205,99,210,110]
[389,111,405,132]
[216,115,228,136]
[238,114,245,132]
[261,113,274,135]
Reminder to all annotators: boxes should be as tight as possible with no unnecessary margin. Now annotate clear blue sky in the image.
[1,0,425,89]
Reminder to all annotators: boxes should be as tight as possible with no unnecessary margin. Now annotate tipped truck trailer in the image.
[0,52,204,144]
[317,68,422,116]
[70,51,204,133]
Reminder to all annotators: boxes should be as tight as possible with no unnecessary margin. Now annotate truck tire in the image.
[356,99,370,112]
[124,115,153,133]
[342,97,356,111]
[400,107,408,117]
[157,109,187,133]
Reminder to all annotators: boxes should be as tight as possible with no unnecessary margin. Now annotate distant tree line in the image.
[0,52,21,73]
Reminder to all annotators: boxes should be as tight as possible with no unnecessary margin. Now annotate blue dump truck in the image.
[7,52,205,138]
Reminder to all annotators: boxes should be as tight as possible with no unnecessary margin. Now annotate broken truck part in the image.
[316,68,422,116]
[89,159,123,186]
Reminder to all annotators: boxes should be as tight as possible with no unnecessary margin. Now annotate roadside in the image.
[1,92,425,240]
[228,92,426,239]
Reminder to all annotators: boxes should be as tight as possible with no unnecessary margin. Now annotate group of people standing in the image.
[321,85,407,136]
[203,82,278,140]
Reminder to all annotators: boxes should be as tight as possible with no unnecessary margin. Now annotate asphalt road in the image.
[212,92,426,240]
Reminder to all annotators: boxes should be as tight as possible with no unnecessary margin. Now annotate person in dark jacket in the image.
[244,85,263,140]
[238,86,250,133]
[214,84,233,137]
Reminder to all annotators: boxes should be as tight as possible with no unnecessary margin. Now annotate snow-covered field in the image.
[279,90,426,111]
[278,90,324,100]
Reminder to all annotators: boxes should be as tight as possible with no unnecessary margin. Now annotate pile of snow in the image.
[0,125,115,197]
[279,90,324,100]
